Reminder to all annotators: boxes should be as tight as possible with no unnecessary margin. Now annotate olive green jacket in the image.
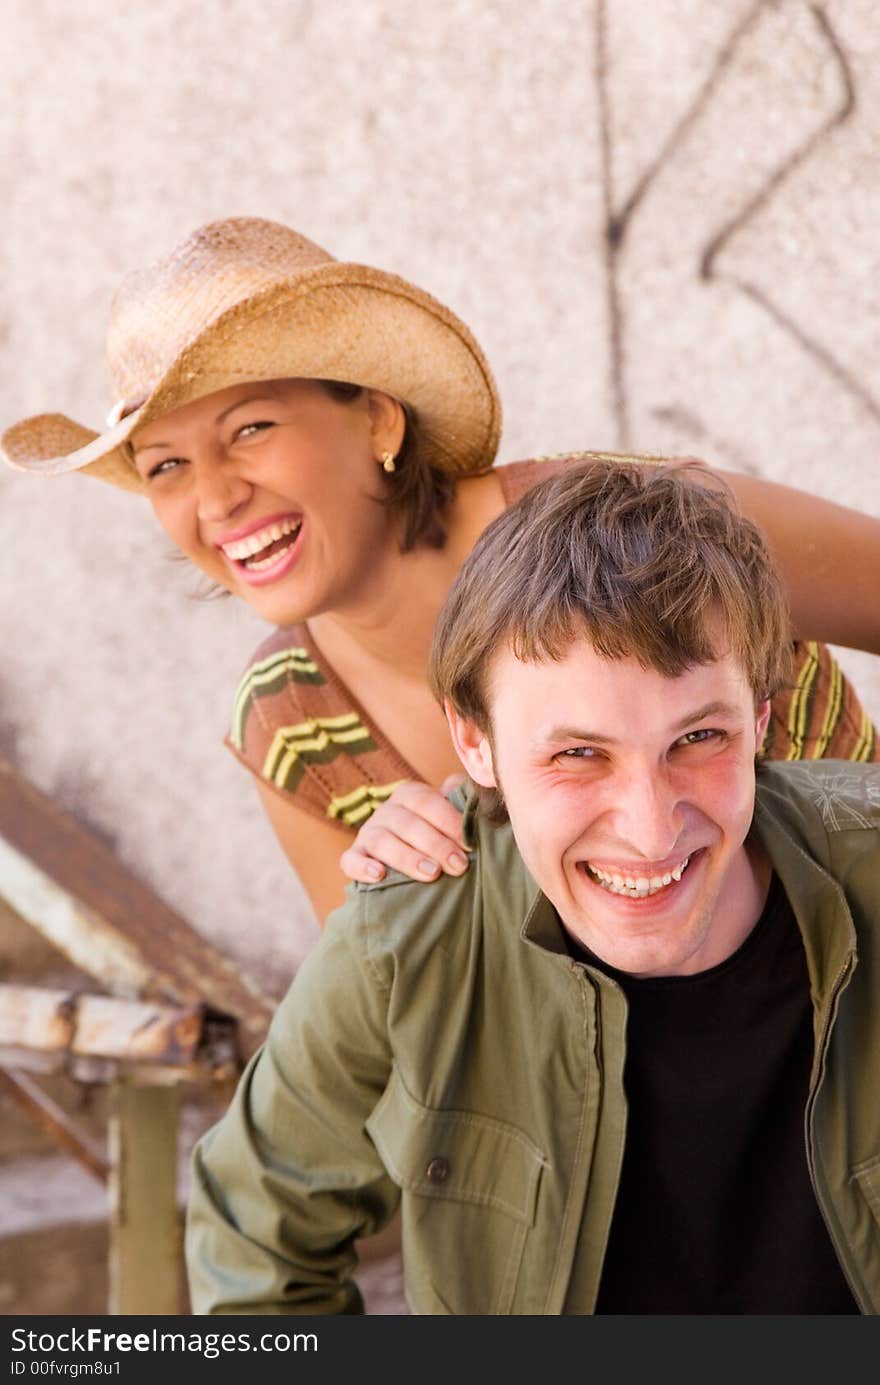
[185,762,880,1314]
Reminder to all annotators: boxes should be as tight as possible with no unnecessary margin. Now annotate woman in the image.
[3,215,878,925]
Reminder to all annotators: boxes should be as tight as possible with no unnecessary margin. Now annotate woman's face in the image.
[130,379,403,626]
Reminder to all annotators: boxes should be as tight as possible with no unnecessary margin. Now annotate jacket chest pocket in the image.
[366,1065,547,1314]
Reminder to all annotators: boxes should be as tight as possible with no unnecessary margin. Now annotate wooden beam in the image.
[0,983,238,1083]
[0,984,74,1051]
[0,756,276,1058]
[0,1067,109,1183]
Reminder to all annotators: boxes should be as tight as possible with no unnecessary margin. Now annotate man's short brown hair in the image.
[430,458,793,742]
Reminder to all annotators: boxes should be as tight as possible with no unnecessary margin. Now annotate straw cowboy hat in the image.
[0,217,502,494]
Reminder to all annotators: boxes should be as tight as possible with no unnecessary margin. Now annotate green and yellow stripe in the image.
[262,714,376,793]
[327,781,402,827]
[231,647,324,750]
[811,651,843,760]
[851,711,876,763]
[785,642,821,761]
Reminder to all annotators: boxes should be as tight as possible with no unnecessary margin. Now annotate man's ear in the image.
[755,697,772,751]
[444,701,497,787]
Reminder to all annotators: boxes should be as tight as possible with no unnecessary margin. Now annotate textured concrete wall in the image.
[1,0,879,992]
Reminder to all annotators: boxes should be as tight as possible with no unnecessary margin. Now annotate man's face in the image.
[448,640,771,977]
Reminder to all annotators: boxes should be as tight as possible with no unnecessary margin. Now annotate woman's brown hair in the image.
[317,381,455,552]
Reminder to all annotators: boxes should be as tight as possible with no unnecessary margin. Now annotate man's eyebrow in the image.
[670,700,742,733]
[535,700,743,746]
[536,725,616,746]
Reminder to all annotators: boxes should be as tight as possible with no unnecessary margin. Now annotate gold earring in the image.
[380,451,396,474]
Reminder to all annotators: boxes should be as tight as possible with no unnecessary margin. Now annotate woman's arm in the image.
[256,777,469,925]
[254,778,359,923]
[711,469,880,654]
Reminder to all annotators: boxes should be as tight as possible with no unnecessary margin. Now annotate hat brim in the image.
[1,264,501,492]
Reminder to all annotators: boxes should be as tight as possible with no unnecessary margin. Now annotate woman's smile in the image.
[216,511,305,586]
[131,378,404,624]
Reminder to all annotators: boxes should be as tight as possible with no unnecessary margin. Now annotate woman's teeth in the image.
[587,855,692,898]
[243,539,297,571]
[222,518,302,564]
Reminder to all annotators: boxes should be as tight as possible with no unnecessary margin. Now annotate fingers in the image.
[338,781,470,885]
[387,781,468,845]
[340,802,469,882]
[339,841,391,884]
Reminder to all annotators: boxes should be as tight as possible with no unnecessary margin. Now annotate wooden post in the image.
[107,1081,182,1315]
[0,757,256,1316]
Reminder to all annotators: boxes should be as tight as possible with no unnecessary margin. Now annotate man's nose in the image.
[193,452,252,523]
[611,766,684,864]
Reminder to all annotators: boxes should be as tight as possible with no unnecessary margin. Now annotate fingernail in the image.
[418,859,440,878]
[447,851,469,874]
[364,861,384,880]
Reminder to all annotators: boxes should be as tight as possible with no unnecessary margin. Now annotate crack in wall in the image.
[594,0,879,448]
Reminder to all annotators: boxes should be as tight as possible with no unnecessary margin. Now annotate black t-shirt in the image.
[567,874,859,1313]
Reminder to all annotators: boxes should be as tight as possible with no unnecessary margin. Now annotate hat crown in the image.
[2,214,501,490]
[106,217,336,407]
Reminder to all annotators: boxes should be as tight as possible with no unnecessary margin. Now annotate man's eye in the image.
[558,746,600,760]
[676,728,722,748]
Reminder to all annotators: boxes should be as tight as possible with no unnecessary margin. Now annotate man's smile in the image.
[582,849,697,899]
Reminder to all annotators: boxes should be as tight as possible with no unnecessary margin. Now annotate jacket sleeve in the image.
[185,900,397,1314]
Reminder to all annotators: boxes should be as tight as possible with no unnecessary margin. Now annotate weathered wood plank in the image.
[0,757,276,1057]
[73,994,203,1064]
[0,985,74,1051]
[0,984,238,1083]
[0,1068,110,1183]
[0,1047,238,1086]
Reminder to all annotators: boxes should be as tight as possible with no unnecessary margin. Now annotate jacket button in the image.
[425,1156,450,1184]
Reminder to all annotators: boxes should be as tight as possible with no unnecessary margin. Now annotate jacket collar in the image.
[521,889,572,958]
[459,782,573,958]
[751,774,857,1010]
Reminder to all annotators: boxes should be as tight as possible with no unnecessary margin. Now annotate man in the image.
[185,460,880,1314]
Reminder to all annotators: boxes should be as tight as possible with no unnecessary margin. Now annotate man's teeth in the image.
[222,518,301,562]
[587,855,691,897]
